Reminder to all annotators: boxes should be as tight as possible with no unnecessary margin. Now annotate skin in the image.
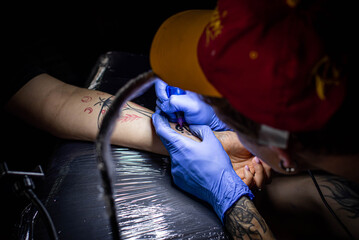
[214,131,272,189]
[7,74,166,154]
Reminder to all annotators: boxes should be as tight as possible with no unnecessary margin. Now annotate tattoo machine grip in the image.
[166,86,186,129]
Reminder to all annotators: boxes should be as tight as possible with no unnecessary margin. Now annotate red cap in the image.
[151,0,346,132]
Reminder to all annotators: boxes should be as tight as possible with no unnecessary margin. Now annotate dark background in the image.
[2,2,217,239]
[4,2,217,88]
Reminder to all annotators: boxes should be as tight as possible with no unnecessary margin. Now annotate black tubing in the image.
[96,70,156,240]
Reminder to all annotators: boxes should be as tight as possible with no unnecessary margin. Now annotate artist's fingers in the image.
[156,99,177,122]
[154,78,169,102]
[152,110,197,147]
[243,165,254,188]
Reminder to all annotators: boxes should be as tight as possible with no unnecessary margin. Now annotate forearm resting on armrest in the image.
[5,73,197,155]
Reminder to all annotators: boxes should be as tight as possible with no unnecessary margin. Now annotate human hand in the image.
[214,131,272,190]
[152,110,254,222]
[155,78,230,131]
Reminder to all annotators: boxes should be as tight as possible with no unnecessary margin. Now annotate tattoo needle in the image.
[166,85,186,130]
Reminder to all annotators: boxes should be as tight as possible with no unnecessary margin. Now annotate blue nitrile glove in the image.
[152,110,254,222]
[155,78,231,131]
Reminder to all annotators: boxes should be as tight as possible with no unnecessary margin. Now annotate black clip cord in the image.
[1,162,58,240]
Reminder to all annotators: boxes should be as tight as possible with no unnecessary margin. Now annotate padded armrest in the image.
[21,52,226,240]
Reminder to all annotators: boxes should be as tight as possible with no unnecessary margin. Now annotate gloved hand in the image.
[152,110,254,222]
[155,78,230,131]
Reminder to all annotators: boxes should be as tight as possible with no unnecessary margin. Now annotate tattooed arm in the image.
[6,73,269,187]
[5,73,196,155]
[255,172,359,239]
[225,196,275,240]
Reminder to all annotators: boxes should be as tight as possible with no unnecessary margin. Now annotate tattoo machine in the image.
[166,85,186,130]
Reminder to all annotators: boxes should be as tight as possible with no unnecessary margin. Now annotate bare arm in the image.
[6,74,270,179]
[5,73,193,155]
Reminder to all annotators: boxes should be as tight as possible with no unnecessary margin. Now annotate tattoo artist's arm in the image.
[225,196,275,240]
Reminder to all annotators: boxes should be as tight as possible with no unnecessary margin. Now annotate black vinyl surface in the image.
[20,52,227,240]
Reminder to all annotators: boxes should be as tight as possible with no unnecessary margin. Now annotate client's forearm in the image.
[112,101,166,155]
[65,88,197,155]
[6,73,196,156]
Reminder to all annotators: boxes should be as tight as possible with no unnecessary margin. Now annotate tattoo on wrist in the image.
[225,196,273,240]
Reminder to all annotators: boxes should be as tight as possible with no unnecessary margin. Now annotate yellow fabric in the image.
[150,10,222,97]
